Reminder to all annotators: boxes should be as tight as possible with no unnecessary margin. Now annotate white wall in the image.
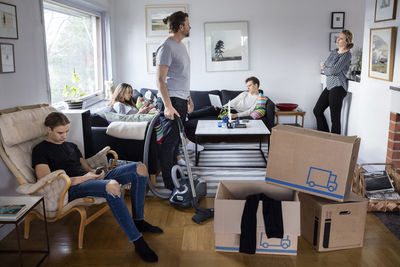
[347,0,400,164]
[110,0,365,129]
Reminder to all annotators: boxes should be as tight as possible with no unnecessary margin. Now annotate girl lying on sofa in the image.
[109,83,204,166]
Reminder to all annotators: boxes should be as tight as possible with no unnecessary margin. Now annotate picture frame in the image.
[145,5,187,37]
[368,27,397,81]
[375,0,397,22]
[204,21,249,72]
[0,43,15,73]
[329,32,340,51]
[0,2,18,39]
[146,40,189,73]
[331,12,345,29]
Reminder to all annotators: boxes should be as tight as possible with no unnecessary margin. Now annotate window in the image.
[43,0,105,105]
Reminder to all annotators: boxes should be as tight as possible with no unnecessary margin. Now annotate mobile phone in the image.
[95,167,103,174]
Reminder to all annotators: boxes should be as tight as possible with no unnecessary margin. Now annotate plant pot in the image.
[65,100,83,110]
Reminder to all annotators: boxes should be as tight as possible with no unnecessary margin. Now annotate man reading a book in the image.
[31,111,162,262]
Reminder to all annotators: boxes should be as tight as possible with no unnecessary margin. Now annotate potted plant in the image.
[64,68,86,109]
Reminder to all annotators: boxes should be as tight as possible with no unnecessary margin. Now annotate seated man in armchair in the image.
[32,112,162,263]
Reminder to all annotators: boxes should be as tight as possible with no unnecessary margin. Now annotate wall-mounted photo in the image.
[0,43,15,73]
[145,5,187,37]
[375,0,397,22]
[0,2,18,39]
[204,21,249,72]
[368,27,397,81]
[331,12,345,29]
[146,40,189,73]
[329,32,340,51]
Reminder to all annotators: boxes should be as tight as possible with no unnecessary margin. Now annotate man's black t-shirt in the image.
[32,141,87,177]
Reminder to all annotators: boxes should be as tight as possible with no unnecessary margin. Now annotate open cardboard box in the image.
[214,181,300,255]
[299,192,368,252]
[266,125,360,202]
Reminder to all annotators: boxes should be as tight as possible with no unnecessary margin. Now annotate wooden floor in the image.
[1,196,400,267]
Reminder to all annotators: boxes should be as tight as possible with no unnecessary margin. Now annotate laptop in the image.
[208,94,222,108]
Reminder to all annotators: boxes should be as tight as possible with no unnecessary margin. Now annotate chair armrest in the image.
[86,146,118,170]
[16,170,71,213]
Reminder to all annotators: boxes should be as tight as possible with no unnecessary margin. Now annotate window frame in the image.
[40,0,112,108]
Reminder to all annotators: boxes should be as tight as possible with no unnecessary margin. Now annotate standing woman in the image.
[313,30,353,134]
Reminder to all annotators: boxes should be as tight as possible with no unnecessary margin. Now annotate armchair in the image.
[0,104,118,248]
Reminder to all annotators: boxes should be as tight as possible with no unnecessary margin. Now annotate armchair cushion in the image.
[85,146,111,170]
[16,170,69,213]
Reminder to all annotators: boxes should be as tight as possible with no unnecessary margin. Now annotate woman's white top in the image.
[112,102,138,115]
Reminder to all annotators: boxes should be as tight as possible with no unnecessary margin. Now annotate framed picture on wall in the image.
[146,40,189,73]
[204,21,249,72]
[375,0,397,22]
[145,5,187,37]
[329,32,340,51]
[0,43,15,73]
[368,27,397,81]
[0,2,18,39]
[331,12,345,29]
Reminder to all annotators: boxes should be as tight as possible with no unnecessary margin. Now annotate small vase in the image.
[65,100,83,109]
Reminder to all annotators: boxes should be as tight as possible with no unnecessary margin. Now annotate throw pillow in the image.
[104,111,155,122]
[250,94,267,119]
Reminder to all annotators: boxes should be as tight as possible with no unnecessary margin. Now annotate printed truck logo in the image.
[306,167,338,192]
[259,233,291,249]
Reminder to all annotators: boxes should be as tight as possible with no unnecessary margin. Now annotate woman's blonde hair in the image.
[109,83,135,107]
[342,29,354,49]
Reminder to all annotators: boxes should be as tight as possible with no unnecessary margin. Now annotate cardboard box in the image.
[265,125,360,202]
[214,181,300,255]
[299,192,368,252]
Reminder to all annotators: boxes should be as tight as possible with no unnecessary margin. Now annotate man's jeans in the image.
[68,162,147,242]
[157,97,188,190]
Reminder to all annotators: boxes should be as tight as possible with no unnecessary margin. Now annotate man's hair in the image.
[245,76,260,87]
[44,112,70,130]
[168,11,188,33]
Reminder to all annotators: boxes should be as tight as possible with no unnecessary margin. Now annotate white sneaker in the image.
[186,141,204,152]
[177,158,192,166]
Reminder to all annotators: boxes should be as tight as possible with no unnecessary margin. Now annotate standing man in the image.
[156,11,193,190]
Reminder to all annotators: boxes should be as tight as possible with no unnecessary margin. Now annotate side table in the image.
[275,108,306,127]
[0,196,49,267]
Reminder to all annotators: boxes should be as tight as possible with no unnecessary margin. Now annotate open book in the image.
[0,204,27,217]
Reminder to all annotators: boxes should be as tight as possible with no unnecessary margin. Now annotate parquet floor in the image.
[1,196,400,267]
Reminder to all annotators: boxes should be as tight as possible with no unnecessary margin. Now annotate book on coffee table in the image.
[0,204,27,217]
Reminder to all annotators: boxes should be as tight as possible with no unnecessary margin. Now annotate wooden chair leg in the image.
[24,212,36,239]
[76,206,88,249]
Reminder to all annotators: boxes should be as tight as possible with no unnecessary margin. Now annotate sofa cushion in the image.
[140,88,158,99]
[133,89,142,103]
[106,121,148,140]
[190,90,220,110]
[104,111,155,123]
[220,90,242,105]
[90,113,109,127]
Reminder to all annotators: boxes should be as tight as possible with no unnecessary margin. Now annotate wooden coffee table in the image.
[194,120,270,167]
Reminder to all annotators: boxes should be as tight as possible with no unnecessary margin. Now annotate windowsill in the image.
[54,93,106,111]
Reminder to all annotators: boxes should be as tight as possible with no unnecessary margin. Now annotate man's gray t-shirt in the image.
[156,37,190,100]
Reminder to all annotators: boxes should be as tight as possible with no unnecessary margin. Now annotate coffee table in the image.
[195,120,270,167]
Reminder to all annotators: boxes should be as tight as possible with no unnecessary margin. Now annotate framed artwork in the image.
[145,5,187,37]
[0,43,15,73]
[146,40,189,73]
[368,27,397,81]
[331,12,345,29]
[329,32,340,51]
[375,0,397,22]
[204,21,249,72]
[0,2,18,39]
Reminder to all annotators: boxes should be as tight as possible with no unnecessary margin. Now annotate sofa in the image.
[138,88,276,141]
[89,107,160,175]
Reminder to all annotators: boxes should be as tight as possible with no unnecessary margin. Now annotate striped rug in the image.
[152,142,268,197]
